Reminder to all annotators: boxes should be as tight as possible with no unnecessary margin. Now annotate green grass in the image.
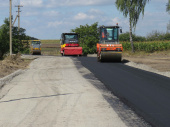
[41,40,60,44]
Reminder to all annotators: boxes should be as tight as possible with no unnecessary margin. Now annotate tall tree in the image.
[0,18,10,58]
[167,0,170,12]
[0,18,31,58]
[115,0,150,52]
[167,0,170,32]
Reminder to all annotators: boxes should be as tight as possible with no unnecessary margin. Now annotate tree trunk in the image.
[129,13,135,53]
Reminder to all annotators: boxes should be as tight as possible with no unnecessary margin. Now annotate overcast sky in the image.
[0,0,169,39]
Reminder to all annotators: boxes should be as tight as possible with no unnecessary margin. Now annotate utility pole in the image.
[15,5,23,31]
[9,0,12,56]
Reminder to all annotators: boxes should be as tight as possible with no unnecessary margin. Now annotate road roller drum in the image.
[99,51,122,62]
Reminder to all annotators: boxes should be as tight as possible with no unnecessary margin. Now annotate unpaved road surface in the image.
[0,56,149,127]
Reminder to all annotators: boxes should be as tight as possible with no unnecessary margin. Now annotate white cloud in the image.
[73,9,106,21]
[0,3,8,7]
[43,11,59,17]
[24,12,40,16]
[88,9,104,15]
[48,21,62,27]
[111,17,120,24]
[106,17,121,26]
[46,0,115,7]
[74,12,95,20]
[154,0,167,2]
[47,21,74,28]
[20,0,43,7]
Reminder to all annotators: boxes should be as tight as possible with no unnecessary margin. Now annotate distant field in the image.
[42,48,61,56]
[41,40,60,44]
[41,44,60,48]
[40,40,61,55]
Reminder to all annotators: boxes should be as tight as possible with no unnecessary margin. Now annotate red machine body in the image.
[60,33,82,56]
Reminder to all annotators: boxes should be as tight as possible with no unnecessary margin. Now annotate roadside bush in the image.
[119,32,146,42]
[71,22,99,55]
[146,30,170,41]
[164,32,170,40]
[120,31,170,42]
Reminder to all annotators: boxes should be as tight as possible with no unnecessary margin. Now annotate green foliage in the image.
[121,41,170,53]
[115,0,150,52]
[119,32,146,42]
[0,18,33,58]
[0,18,10,58]
[119,31,170,42]
[147,30,170,41]
[115,0,150,28]
[71,22,99,55]
[12,26,30,54]
[167,0,170,13]
[164,32,170,40]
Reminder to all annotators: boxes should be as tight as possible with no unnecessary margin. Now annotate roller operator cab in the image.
[30,40,41,55]
[97,25,123,62]
[60,33,82,56]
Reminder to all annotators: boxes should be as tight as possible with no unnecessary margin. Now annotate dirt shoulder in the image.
[0,54,32,78]
[123,50,170,72]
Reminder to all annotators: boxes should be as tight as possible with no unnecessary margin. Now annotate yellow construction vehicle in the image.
[30,40,41,55]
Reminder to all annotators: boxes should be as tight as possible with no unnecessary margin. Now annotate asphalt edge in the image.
[0,69,24,89]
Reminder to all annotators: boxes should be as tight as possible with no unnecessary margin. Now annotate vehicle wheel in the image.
[97,53,101,62]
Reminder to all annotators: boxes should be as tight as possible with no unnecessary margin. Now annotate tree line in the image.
[71,22,170,55]
[120,31,170,42]
[0,18,37,59]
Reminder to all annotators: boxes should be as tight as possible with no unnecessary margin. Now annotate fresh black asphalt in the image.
[77,56,170,127]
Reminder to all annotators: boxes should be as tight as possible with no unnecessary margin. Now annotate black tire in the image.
[99,53,102,62]
[97,53,100,62]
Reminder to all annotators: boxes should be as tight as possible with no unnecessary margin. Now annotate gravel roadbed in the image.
[125,61,170,78]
